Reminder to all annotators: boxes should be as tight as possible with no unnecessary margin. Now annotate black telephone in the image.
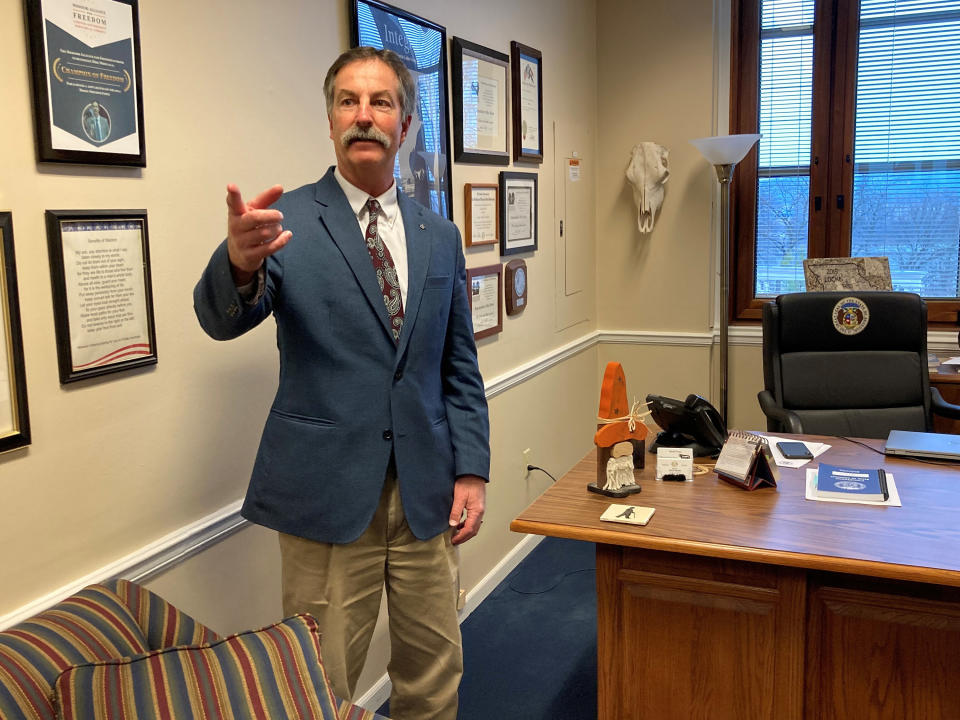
[646,393,727,457]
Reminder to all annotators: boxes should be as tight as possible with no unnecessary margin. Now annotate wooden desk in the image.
[932,364,960,434]
[511,438,960,720]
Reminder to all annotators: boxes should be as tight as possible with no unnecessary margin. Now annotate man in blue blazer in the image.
[194,47,490,720]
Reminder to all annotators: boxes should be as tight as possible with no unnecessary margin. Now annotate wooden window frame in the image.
[729,0,960,326]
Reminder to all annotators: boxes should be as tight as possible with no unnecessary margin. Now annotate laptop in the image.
[884,430,960,461]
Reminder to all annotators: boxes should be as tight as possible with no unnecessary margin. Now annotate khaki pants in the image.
[279,473,462,720]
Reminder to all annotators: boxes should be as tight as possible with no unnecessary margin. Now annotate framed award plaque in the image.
[505,258,527,315]
[25,0,147,166]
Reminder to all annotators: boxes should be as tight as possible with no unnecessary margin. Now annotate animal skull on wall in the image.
[625,142,669,233]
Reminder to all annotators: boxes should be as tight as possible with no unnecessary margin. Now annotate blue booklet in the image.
[815,463,889,502]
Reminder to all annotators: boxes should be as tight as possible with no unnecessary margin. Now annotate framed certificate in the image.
[25,0,146,166]
[45,209,158,383]
[464,183,499,247]
[0,213,31,454]
[499,171,538,256]
[351,0,454,220]
[510,41,543,163]
[452,37,509,165]
[466,264,502,340]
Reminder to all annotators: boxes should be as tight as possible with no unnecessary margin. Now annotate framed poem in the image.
[24,0,146,166]
[351,0,454,220]
[510,41,543,163]
[466,264,502,340]
[464,183,499,247]
[0,213,31,454]
[452,37,509,165]
[45,209,157,383]
[499,171,538,256]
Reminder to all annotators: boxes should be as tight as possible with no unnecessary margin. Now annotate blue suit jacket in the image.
[194,169,490,543]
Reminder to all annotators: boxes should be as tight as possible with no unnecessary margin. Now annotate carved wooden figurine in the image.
[589,362,649,497]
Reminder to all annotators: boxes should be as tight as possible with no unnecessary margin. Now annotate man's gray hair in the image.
[324,47,416,119]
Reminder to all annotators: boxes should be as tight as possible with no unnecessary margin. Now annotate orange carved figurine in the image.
[589,362,650,497]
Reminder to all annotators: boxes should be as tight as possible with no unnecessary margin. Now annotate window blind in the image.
[851,1,960,296]
[756,0,814,295]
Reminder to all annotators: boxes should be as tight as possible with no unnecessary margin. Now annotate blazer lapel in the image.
[396,191,432,359]
[314,170,395,341]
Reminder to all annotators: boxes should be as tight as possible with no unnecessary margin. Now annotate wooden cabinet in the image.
[597,546,805,720]
[597,547,960,720]
[806,576,960,720]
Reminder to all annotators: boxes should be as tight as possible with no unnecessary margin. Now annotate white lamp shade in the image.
[690,134,761,165]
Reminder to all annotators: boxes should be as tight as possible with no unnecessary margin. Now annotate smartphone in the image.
[776,441,813,459]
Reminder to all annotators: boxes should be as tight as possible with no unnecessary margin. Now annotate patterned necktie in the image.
[364,198,404,343]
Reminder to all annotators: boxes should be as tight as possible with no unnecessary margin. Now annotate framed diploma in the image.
[464,183,499,247]
[25,0,146,166]
[499,171,538,256]
[466,264,502,340]
[452,37,509,165]
[351,0,454,220]
[45,209,157,383]
[510,41,543,163]
[0,213,31,454]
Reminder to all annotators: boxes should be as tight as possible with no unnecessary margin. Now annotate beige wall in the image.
[596,0,717,334]
[0,0,775,701]
[594,0,721,429]
[0,0,340,615]
[0,0,603,690]
[595,0,766,431]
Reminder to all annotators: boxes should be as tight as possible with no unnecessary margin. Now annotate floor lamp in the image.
[690,134,761,424]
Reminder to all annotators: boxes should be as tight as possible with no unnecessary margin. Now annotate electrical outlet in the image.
[522,448,532,477]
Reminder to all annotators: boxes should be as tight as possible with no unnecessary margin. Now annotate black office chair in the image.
[758,291,960,439]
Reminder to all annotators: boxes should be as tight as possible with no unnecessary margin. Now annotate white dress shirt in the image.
[334,167,409,308]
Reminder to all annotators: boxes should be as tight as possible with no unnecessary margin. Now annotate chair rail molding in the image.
[0,500,245,631]
[7,324,952,629]
[725,324,958,354]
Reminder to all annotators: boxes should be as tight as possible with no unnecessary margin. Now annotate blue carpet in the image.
[378,537,597,719]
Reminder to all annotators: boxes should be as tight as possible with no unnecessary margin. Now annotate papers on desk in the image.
[805,469,902,506]
[764,435,831,468]
[943,356,960,366]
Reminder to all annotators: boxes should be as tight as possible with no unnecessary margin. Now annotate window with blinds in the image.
[851,1,960,297]
[756,0,814,295]
[739,0,960,311]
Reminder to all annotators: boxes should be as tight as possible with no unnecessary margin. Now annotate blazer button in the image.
[394,369,403,381]
[383,429,393,441]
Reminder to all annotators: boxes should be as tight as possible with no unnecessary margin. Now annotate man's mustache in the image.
[341,125,392,149]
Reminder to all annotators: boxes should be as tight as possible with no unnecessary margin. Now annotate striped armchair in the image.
[0,579,389,719]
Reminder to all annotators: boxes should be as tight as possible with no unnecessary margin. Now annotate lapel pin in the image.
[419,223,425,230]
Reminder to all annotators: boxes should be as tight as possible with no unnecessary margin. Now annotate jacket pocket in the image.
[425,274,452,289]
[269,408,337,427]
